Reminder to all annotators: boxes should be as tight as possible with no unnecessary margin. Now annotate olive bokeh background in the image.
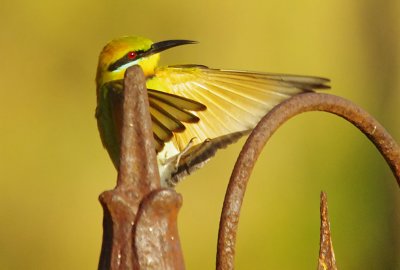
[1,1,399,269]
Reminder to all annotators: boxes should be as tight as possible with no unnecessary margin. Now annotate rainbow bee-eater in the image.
[96,36,329,187]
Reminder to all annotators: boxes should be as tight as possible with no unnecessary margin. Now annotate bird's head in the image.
[96,36,196,87]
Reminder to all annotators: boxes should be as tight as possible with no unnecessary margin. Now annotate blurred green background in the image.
[1,0,399,269]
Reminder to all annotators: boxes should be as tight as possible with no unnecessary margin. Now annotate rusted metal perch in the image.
[98,66,185,270]
[216,92,400,270]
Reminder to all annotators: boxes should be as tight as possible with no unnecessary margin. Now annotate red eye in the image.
[127,51,137,59]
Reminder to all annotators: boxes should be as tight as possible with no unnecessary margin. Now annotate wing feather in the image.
[148,65,330,151]
[148,89,206,111]
[149,102,185,132]
[151,116,173,142]
[150,98,200,123]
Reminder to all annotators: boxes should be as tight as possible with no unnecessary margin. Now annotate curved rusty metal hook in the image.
[216,92,400,270]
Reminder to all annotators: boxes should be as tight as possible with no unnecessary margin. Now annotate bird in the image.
[95,36,330,187]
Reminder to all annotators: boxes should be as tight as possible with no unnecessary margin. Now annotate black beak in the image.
[143,39,197,57]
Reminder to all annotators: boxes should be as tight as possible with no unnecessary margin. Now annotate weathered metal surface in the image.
[98,66,184,270]
[318,192,337,270]
[217,92,399,270]
[134,189,185,270]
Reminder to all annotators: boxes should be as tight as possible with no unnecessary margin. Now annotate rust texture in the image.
[318,192,338,270]
[217,92,400,270]
[98,66,185,270]
[134,189,185,270]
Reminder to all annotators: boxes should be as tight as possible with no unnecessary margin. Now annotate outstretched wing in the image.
[148,65,330,151]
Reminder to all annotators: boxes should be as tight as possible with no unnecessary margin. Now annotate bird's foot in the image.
[174,137,197,169]
[163,138,197,187]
